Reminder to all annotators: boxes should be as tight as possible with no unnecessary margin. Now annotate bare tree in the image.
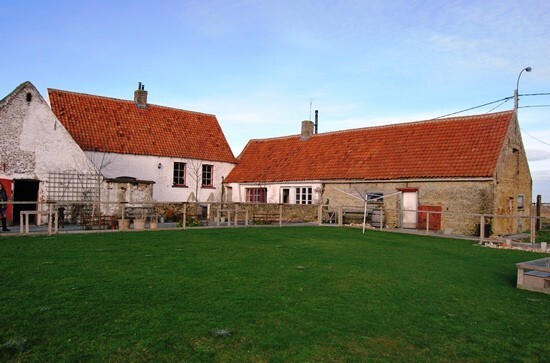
[188,159,203,213]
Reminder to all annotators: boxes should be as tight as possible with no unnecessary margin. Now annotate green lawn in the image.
[1,227,549,362]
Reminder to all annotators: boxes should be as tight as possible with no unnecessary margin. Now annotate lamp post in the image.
[514,66,532,109]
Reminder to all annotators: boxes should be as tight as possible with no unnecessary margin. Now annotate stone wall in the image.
[323,180,498,236]
[1,82,99,223]
[492,114,532,234]
[209,203,318,224]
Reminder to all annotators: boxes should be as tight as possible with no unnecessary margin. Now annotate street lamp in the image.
[514,66,532,109]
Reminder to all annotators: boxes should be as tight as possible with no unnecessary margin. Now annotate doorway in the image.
[401,190,418,229]
[281,188,290,204]
[0,179,13,223]
[12,180,39,225]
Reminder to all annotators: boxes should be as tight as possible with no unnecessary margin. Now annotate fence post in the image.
[121,203,126,231]
[480,215,485,243]
[318,204,323,226]
[279,204,283,227]
[245,208,249,227]
[530,214,536,245]
[426,211,430,235]
[536,195,542,231]
[182,203,187,229]
[338,206,343,226]
[48,203,53,236]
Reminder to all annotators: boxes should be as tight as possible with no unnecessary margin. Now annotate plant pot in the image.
[118,219,130,230]
[133,219,146,230]
[149,221,158,230]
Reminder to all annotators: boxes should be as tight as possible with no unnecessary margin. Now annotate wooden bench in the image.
[82,215,118,230]
[253,213,280,224]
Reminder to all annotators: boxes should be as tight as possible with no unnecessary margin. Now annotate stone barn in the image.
[225,111,532,236]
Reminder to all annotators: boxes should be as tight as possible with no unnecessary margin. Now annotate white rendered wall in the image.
[87,151,235,202]
[227,182,323,204]
[1,82,98,194]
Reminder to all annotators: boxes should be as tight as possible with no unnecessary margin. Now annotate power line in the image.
[519,104,550,109]
[521,128,550,146]
[433,96,512,119]
[521,92,550,97]
[432,92,549,119]
[485,98,511,114]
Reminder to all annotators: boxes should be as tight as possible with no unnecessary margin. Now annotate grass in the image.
[1,227,549,362]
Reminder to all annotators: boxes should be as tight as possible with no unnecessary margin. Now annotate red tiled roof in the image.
[225,111,514,183]
[48,89,236,163]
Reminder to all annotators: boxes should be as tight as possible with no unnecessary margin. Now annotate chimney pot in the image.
[134,82,148,109]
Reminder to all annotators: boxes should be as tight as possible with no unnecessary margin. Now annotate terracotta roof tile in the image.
[225,111,514,183]
[48,89,236,163]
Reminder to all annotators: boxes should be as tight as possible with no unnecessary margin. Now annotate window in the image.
[202,164,213,187]
[367,192,384,204]
[246,188,267,203]
[173,162,186,186]
[517,195,525,210]
[296,187,312,204]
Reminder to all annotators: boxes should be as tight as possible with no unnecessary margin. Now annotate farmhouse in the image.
[48,83,236,205]
[1,81,236,225]
[224,111,532,236]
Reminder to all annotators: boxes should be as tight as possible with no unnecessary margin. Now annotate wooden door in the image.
[401,191,418,229]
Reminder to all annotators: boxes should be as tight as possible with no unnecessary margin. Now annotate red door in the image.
[0,179,13,223]
[417,205,442,231]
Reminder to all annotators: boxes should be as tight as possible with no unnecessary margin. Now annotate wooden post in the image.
[54,204,59,233]
[426,211,430,235]
[121,203,126,231]
[279,204,283,227]
[216,209,220,227]
[182,203,187,229]
[536,195,542,231]
[338,205,343,226]
[48,203,52,236]
[318,204,323,226]
[245,209,249,227]
[530,210,536,245]
[480,215,485,243]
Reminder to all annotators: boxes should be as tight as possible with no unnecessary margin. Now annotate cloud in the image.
[526,149,550,162]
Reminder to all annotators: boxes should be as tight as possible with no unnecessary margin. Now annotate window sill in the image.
[172,185,188,188]
[201,186,215,189]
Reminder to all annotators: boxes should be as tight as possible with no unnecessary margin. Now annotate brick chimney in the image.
[134,82,148,109]
[300,120,314,141]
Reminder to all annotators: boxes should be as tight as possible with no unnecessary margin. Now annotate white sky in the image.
[2,0,549,199]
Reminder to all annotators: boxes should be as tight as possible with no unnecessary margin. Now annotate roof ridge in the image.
[245,110,514,143]
[315,110,514,138]
[47,88,217,117]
